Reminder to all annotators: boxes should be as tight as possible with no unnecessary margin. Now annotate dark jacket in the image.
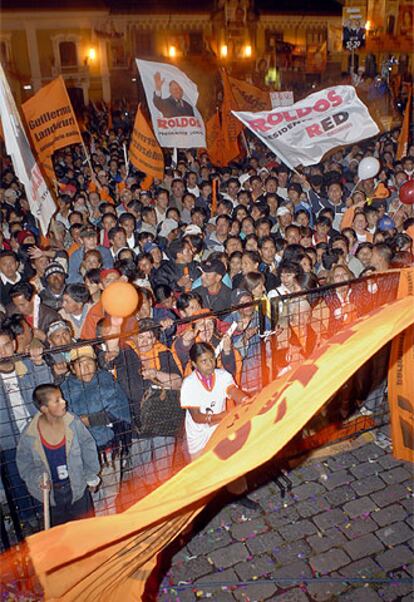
[153,93,195,118]
[153,260,200,293]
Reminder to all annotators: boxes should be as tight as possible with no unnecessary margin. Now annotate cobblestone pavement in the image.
[157,429,413,601]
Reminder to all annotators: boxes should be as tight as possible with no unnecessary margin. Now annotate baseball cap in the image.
[201,258,226,277]
[143,242,160,253]
[69,345,96,363]
[231,288,253,306]
[46,320,71,337]
[44,262,67,280]
[184,224,202,236]
[276,206,292,217]
[377,216,395,231]
[16,230,35,245]
[80,225,97,238]
[159,218,179,238]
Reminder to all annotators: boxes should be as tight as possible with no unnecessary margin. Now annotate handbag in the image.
[139,385,185,438]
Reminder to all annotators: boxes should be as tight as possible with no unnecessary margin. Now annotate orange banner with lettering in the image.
[19,274,414,601]
[22,76,82,180]
[129,105,164,180]
[228,76,271,112]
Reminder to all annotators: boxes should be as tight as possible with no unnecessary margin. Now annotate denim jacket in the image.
[16,412,100,505]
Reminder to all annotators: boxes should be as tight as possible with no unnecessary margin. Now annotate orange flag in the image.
[397,85,412,160]
[228,75,271,112]
[21,274,413,601]
[206,68,244,166]
[129,104,164,180]
[22,76,82,181]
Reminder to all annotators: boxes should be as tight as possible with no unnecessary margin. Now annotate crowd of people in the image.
[0,100,413,536]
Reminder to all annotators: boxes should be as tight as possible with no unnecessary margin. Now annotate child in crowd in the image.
[16,384,100,527]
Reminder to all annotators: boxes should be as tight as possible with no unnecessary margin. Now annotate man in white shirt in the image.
[0,250,21,308]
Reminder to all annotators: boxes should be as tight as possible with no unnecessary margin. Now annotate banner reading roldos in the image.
[136,58,206,148]
[22,76,82,180]
[233,85,379,168]
[0,65,55,234]
[129,105,164,180]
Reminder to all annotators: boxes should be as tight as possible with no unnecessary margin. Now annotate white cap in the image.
[276,206,291,217]
[159,218,179,238]
[184,224,203,236]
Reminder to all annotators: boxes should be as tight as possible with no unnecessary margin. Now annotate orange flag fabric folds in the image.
[228,75,271,112]
[396,85,412,161]
[129,105,164,180]
[22,76,82,180]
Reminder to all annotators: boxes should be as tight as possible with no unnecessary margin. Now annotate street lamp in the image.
[168,45,176,58]
[220,44,228,58]
[244,45,252,58]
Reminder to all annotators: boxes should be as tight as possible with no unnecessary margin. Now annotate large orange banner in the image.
[21,284,414,601]
[22,76,82,180]
[128,105,164,180]
[228,76,271,112]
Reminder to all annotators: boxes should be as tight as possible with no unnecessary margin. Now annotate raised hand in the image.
[153,71,165,92]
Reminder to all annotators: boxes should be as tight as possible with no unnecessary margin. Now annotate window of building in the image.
[265,29,283,52]
[59,41,78,68]
[188,32,204,55]
[135,31,154,57]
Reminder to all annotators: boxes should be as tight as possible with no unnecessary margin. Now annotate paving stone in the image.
[371,483,409,507]
[339,516,378,539]
[376,545,413,571]
[403,563,414,578]
[187,531,233,556]
[296,463,326,482]
[209,542,249,569]
[313,508,348,531]
[343,533,384,561]
[234,554,274,581]
[351,475,386,497]
[273,540,312,566]
[170,556,213,583]
[307,527,348,554]
[325,485,357,507]
[340,586,382,601]
[343,496,378,518]
[194,568,240,600]
[233,581,278,601]
[246,531,284,556]
[401,497,414,513]
[339,557,384,580]
[377,454,405,470]
[231,518,268,542]
[309,548,351,574]
[278,519,317,542]
[376,521,414,547]
[291,482,327,502]
[274,587,309,601]
[353,443,385,462]
[296,497,330,519]
[380,466,412,485]
[350,460,381,479]
[372,503,408,528]
[265,506,300,529]
[272,559,312,587]
[158,587,196,602]
[326,452,356,471]
[377,570,414,602]
[322,469,354,491]
[305,573,348,601]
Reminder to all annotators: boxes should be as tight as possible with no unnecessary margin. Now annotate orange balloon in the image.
[101,281,139,318]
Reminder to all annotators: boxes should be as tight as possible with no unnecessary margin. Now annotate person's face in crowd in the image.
[149,246,162,266]
[172,180,185,199]
[103,215,117,232]
[252,281,266,299]
[229,220,241,236]
[191,211,204,228]
[227,181,239,198]
[239,295,255,318]
[12,292,33,316]
[41,390,67,419]
[144,209,157,226]
[62,293,82,315]
[288,188,300,204]
[278,212,293,228]
[183,194,195,211]
[229,254,242,276]
[200,183,211,198]
[241,218,255,236]
[69,212,83,226]
[353,213,368,233]
[82,233,98,251]
[156,191,169,211]
[85,277,100,299]
[280,270,297,291]
[197,318,215,343]
[331,239,348,258]
[260,239,276,264]
[177,242,193,264]
[32,255,49,275]
[265,179,277,194]
[316,221,330,239]
[300,255,312,273]
[47,272,65,293]
[237,191,250,207]
[135,329,156,354]
[241,254,258,275]
[352,191,366,206]
[327,183,342,204]
[201,269,220,289]
[395,172,408,187]
[235,208,248,223]
[74,196,88,214]
[277,171,288,187]
[49,326,72,348]
[109,160,118,173]
[137,256,153,276]
[251,178,262,194]
[296,212,309,227]
[0,255,19,279]
[193,349,215,378]
[366,211,379,229]
[343,230,357,249]
[332,266,350,286]
[89,192,100,208]
[361,178,375,195]
[72,356,96,383]
[0,334,16,366]
[101,272,120,289]
[187,173,197,188]
[112,229,127,250]
[70,227,82,243]
[226,238,243,255]
[83,252,102,271]
[200,166,210,180]
[216,217,230,239]
[285,228,300,245]
[181,297,202,318]
[245,237,258,251]
[121,189,133,205]
[266,195,278,214]
[357,245,373,267]
[403,158,414,174]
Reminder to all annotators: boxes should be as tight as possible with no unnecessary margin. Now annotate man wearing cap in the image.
[153,240,198,293]
[8,282,60,341]
[68,225,113,284]
[193,258,232,313]
[272,206,293,238]
[39,262,67,311]
[46,320,74,383]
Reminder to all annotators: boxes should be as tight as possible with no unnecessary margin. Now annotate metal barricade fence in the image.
[0,272,398,553]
